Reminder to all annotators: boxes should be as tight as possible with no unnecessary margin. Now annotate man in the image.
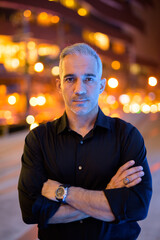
[18,43,152,240]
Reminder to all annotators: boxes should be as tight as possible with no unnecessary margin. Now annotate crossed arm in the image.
[42,160,144,224]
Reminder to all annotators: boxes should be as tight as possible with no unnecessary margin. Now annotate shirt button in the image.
[78,165,82,170]
[80,140,83,144]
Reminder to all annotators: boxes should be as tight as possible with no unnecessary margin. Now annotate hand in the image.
[106,160,144,189]
[41,179,60,201]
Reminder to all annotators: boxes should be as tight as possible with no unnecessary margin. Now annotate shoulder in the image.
[108,116,144,142]
[26,117,61,143]
[108,116,133,133]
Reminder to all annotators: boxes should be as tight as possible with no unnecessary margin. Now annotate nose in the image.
[74,79,86,95]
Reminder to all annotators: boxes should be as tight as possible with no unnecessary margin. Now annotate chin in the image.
[71,106,96,116]
[70,106,88,115]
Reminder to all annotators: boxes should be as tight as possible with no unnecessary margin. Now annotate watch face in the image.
[56,186,65,199]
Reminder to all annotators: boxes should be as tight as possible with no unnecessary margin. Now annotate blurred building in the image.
[0,0,159,133]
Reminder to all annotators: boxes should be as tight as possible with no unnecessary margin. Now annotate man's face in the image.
[58,54,105,117]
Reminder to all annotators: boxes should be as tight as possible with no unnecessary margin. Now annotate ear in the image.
[99,78,106,94]
[56,78,62,93]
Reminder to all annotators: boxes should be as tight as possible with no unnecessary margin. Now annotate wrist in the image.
[55,184,71,203]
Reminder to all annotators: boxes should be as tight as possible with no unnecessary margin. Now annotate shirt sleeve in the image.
[18,128,60,228]
[103,124,152,223]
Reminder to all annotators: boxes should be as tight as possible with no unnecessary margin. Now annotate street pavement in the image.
[0,112,160,240]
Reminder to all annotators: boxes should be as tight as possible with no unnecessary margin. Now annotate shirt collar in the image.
[94,107,111,130]
[57,111,69,134]
[57,107,111,134]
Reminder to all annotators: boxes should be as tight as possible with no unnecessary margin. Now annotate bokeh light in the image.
[26,115,35,124]
[34,62,44,72]
[111,61,121,70]
[130,103,141,113]
[150,104,158,113]
[37,96,46,106]
[51,15,60,24]
[106,95,116,104]
[94,32,110,50]
[148,76,158,86]
[29,97,37,107]
[23,10,32,18]
[8,95,16,105]
[107,78,119,88]
[141,104,150,113]
[51,66,59,76]
[119,94,130,105]
[77,8,88,16]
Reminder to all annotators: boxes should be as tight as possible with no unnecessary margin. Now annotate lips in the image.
[73,99,88,103]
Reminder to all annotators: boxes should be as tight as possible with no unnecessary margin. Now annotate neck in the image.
[66,107,99,137]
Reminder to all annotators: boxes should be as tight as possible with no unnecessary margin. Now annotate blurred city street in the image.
[0,0,160,239]
[0,112,160,240]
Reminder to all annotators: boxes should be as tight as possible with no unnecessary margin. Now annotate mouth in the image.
[73,99,88,103]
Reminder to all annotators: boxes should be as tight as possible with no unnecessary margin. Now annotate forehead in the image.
[61,54,98,76]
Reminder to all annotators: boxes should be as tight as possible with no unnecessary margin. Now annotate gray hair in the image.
[59,43,102,78]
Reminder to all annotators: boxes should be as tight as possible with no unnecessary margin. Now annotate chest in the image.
[43,130,121,190]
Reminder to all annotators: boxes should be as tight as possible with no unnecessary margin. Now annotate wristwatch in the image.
[55,184,70,203]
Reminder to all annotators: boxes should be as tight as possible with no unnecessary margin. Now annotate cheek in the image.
[89,85,100,96]
[62,87,72,100]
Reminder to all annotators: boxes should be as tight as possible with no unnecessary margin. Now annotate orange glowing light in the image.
[148,76,157,86]
[37,96,46,106]
[94,32,110,50]
[110,113,120,118]
[23,10,32,18]
[130,103,141,113]
[4,111,12,119]
[108,78,118,88]
[123,104,130,113]
[37,12,50,26]
[61,0,77,9]
[106,95,116,104]
[8,95,16,105]
[130,64,141,75]
[29,97,37,106]
[112,42,125,54]
[51,66,59,76]
[132,94,142,103]
[34,62,44,72]
[27,41,36,50]
[26,115,35,124]
[30,122,39,130]
[141,104,150,114]
[77,8,88,16]
[0,85,7,95]
[150,104,158,113]
[111,61,120,70]
[51,15,60,23]
[102,107,110,116]
[119,94,130,105]
[11,58,20,69]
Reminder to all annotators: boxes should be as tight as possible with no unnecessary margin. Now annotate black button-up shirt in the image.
[18,108,152,240]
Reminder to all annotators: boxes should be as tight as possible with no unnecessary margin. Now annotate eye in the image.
[65,77,75,83]
[85,77,94,82]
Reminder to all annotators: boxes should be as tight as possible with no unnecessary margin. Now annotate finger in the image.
[116,160,135,177]
[127,170,144,183]
[126,177,142,188]
[122,166,143,179]
[123,170,144,187]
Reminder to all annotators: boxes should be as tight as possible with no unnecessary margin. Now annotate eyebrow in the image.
[84,73,96,77]
[63,74,75,79]
[63,73,96,78]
